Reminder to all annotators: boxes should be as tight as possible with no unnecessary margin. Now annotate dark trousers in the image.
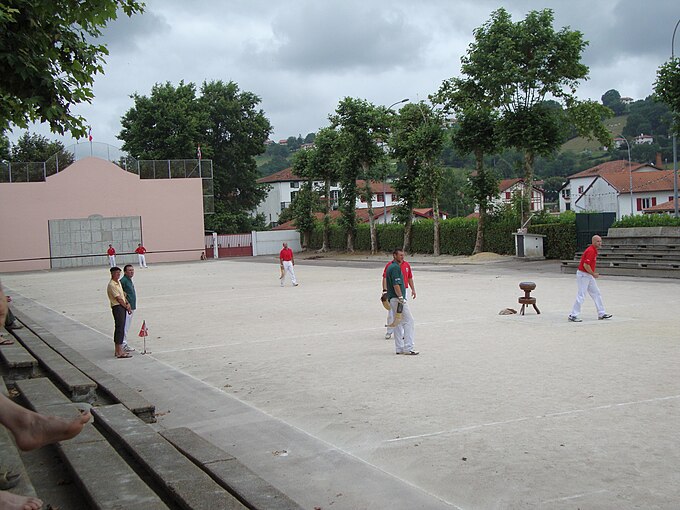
[112,305,126,345]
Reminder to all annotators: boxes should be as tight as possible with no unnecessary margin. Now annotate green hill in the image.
[561,115,628,154]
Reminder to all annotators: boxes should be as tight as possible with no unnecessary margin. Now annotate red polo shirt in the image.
[107,247,116,256]
[280,247,294,262]
[382,261,412,288]
[135,246,146,255]
[578,245,598,273]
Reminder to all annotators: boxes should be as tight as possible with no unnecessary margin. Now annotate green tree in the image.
[10,131,72,163]
[655,57,680,134]
[306,127,340,252]
[439,168,475,217]
[291,149,318,248]
[330,97,390,252]
[458,8,612,225]
[0,0,144,137]
[601,89,626,116]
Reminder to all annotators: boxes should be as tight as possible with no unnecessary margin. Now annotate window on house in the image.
[637,197,651,211]
[670,196,675,203]
[290,191,298,202]
[377,193,384,202]
[578,185,584,194]
[290,181,299,189]
[360,195,366,203]
[561,189,571,199]
[505,192,511,200]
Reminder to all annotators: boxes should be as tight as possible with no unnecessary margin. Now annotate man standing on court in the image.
[385,248,418,355]
[107,244,116,267]
[279,242,298,287]
[135,243,148,268]
[568,235,612,322]
[107,267,132,358]
[382,257,416,340]
[120,264,137,352]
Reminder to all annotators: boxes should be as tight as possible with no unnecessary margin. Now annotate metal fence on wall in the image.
[0,142,214,213]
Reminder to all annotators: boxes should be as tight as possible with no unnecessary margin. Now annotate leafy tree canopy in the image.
[655,57,680,134]
[0,0,144,137]
[9,131,71,163]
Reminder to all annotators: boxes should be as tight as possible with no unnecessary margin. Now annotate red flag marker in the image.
[138,320,150,354]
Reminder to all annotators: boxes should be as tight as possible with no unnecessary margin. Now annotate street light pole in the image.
[383,98,409,224]
[672,18,680,217]
[616,135,634,216]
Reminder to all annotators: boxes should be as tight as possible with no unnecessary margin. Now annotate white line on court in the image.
[540,488,609,503]
[385,393,680,443]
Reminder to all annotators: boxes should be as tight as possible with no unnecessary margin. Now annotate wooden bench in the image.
[161,427,304,510]
[93,404,247,510]
[15,378,169,510]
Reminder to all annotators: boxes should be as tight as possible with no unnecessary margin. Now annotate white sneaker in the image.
[123,344,136,352]
[385,332,392,339]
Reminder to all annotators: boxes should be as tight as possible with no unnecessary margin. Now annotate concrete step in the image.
[10,325,97,403]
[0,378,38,499]
[93,404,247,510]
[12,309,155,422]
[15,378,169,510]
[560,261,680,278]
[0,334,38,382]
[161,427,303,510]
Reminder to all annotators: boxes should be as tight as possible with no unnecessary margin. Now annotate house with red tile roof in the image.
[559,159,660,217]
[271,206,447,230]
[255,168,400,227]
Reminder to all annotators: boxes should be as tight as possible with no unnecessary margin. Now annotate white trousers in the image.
[570,270,606,317]
[386,292,408,335]
[138,254,147,268]
[123,309,134,344]
[108,255,116,267]
[389,297,415,353]
[281,260,297,285]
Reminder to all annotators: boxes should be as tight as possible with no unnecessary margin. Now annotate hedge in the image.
[306,216,576,259]
[612,213,680,228]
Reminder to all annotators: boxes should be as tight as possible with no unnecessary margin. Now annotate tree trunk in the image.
[320,178,330,252]
[522,150,535,227]
[403,213,413,253]
[433,197,441,256]
[303,230,310,250]
[363,181,377,254]
[473,149,485,255]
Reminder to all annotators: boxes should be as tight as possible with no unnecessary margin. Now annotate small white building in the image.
[480,178,545,213]
[634,134,654,145]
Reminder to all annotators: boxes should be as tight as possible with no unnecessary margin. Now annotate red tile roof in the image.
[644,198,679,213]
[569,160,653,179]
[355,180,395,194]
[497,178,545,192]
[600,170,677,193]
[257,167,302,183]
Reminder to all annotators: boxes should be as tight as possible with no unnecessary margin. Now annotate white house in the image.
[560,160,673,218]
[634,134,654,145]
[559,160,660,216]
[476,178,545,214]
[256,169,400,227]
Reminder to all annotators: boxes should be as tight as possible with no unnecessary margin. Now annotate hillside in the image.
[561,115,628,154]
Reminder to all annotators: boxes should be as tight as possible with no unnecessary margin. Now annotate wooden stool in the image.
[518,281,540,315]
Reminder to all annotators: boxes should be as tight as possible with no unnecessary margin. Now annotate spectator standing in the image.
[120,264,137,352]
[106,267,132,358]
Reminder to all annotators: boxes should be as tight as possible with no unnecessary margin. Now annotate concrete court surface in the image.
[2,256,680,509]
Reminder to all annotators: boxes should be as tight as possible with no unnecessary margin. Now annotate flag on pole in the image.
[88,127,92,142]
[197,144,202,160]
[138,320,148,337]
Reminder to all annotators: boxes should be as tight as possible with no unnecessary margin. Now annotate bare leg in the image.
[0,492,43,510]
[0,393,90,451]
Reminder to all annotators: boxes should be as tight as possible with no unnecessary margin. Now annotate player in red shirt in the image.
[568,235,612,322]
[382,258,416,339]
[135,243,148,268]
[107,245,116,268]
[279,242,298,287]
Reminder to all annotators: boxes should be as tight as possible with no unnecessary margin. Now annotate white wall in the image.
[574,179,618,215]
[251,230,302,256]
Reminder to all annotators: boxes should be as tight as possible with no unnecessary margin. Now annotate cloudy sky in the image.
[9,0,680,149]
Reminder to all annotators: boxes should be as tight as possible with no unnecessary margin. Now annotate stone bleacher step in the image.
[10,324,96,403]
[15,378,169,510]
[0,377,38,499]
[160,427,304,510]
[0,334,38,382]
[93,404,247,510]
[12,309,155,422]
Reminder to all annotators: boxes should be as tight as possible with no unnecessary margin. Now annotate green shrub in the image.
[309,224,323,250]
[355,223,371,251]
[611,213,680,228]
[411,220,435,253]
[440,218,477,255]
[483,218,517,255]
[377,223,405,252]
[528,223,577,260]
[329,224,346,249]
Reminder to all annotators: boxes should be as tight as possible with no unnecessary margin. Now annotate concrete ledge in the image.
[12,309,155,422]
[607,227,680,238]
[93,404,246,510]
[15,378,169,510]
[10,326,96,403]
[0,337,38,382]
[161,427,303,510]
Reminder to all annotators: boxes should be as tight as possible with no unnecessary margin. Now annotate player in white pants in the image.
[279,242,298,287]
[568,235,612,322]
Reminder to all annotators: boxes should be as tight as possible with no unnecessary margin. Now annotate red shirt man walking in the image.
[279,242,298,287]
[568,235,612,322]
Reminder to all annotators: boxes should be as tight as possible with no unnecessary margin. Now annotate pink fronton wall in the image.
[0,157,205,272]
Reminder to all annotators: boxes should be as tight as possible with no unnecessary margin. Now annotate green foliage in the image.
[0,0,144,137]
[355,223,371,251]
[655,57,680,134]
[439,168,475,217]
[482,217,517,255]
[528,222,577,259]
[624,95,673,138]
[410,221,435,253]
[377,223,405,252]
[204,202,268,234]
[612,213,680,228]
[440,218,478,254]
[9,131,72,163]
[601,89,627,116]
